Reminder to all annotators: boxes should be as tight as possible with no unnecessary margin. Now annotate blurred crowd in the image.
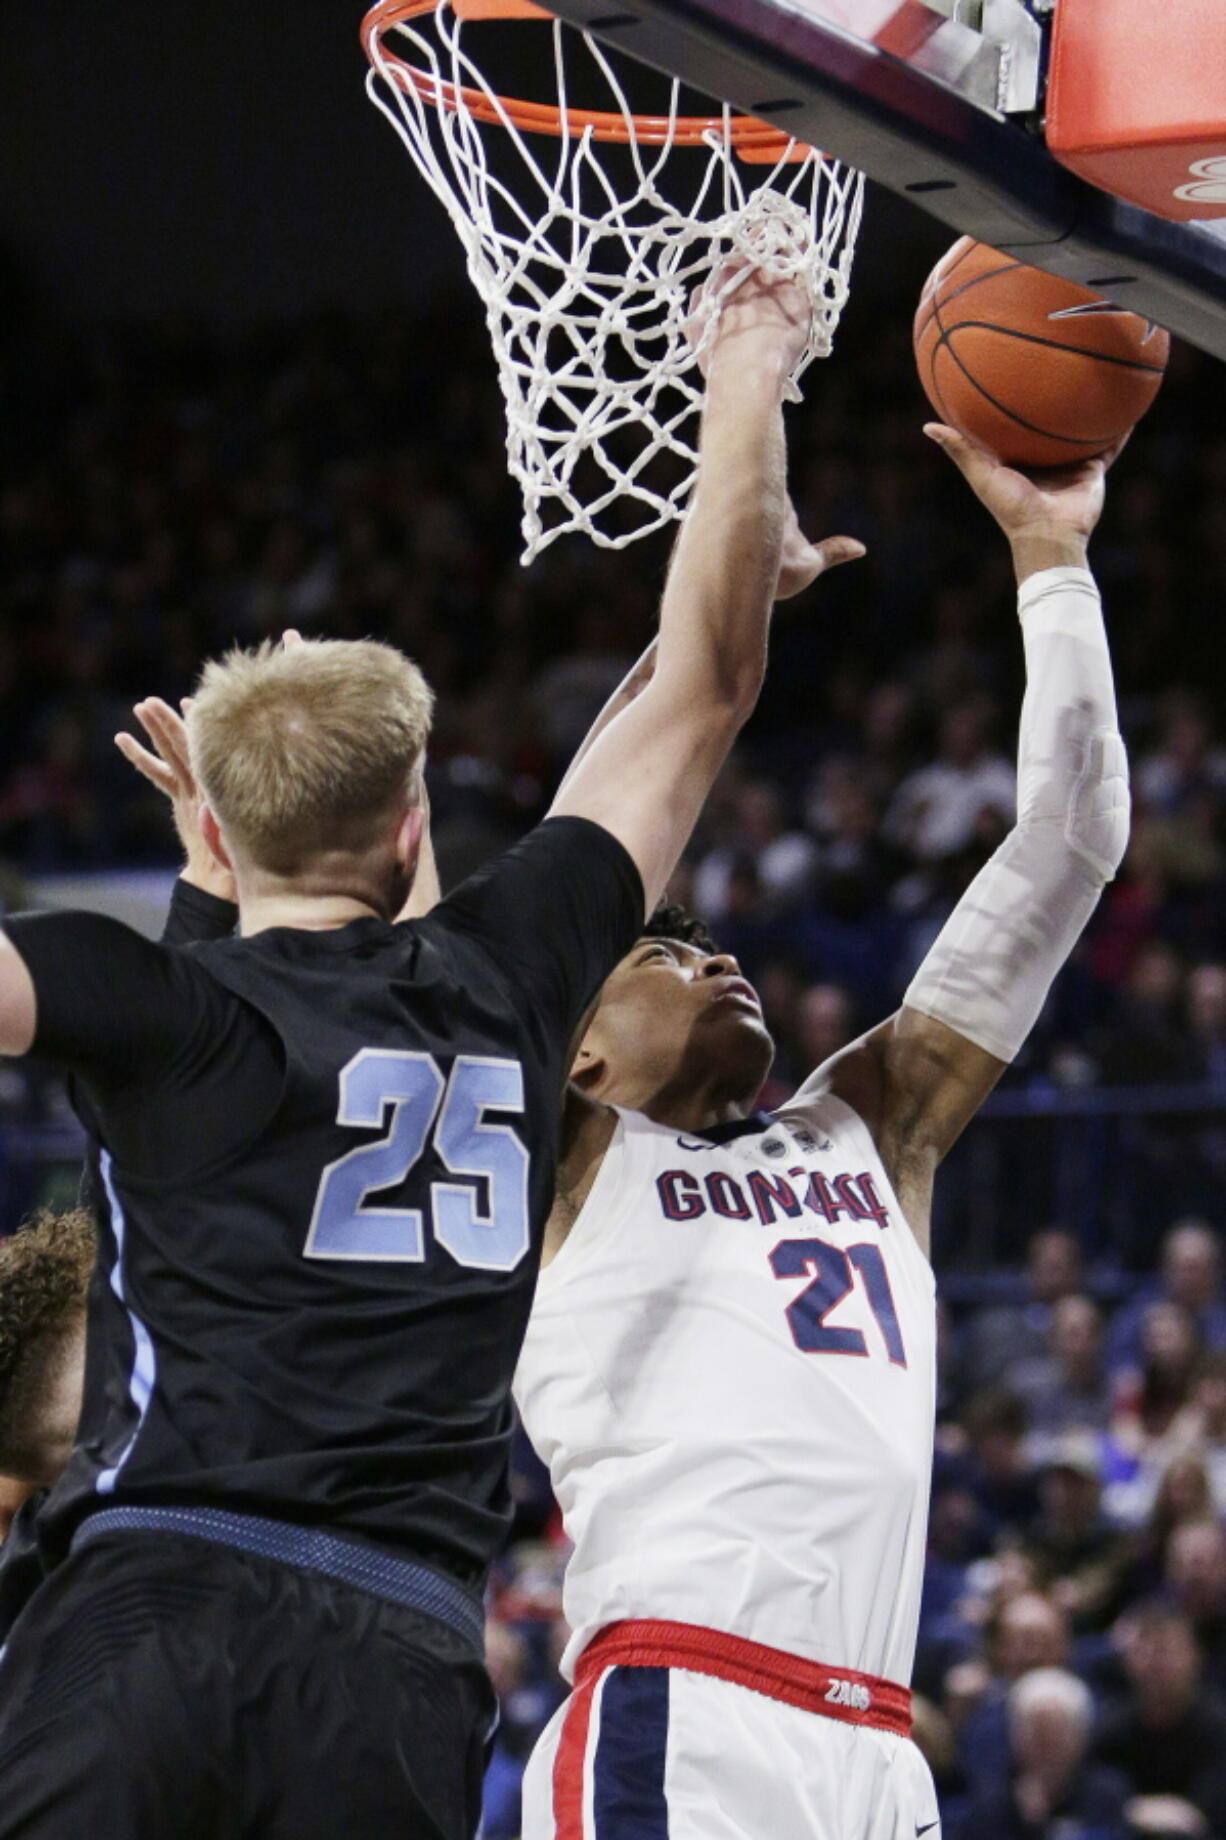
[6,285,1226,1837]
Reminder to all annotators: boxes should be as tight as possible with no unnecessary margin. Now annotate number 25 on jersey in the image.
[304,1048,530,1272]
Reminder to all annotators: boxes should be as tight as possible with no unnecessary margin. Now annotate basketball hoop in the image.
[363,0,865,559]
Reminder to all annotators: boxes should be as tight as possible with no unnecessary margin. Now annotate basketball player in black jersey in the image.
[0,269,860,1840]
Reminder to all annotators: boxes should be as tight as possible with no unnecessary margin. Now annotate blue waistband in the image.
[72,1505,485,1653]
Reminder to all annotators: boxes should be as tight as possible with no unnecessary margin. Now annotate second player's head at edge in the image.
[570,903,773,1132]
[186,635,434,922]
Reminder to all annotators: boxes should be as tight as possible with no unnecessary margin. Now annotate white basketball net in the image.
[366,5,865,560]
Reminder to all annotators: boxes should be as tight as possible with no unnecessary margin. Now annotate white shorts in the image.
[521,1661,941,1840]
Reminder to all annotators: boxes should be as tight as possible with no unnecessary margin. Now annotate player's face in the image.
[576,936,774,1105]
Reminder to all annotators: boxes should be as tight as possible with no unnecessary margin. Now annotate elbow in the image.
[715,648,768,727]
[651,626,767,739]
[1067,730,1130,882]
[727,673,765,730]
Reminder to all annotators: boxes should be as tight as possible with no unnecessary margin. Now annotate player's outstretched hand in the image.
[775,500,865,601]
[115,698,237,904]
[688,260,811,383]
[923,422,1125,547]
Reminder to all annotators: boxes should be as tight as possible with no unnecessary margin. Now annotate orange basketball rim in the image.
[361,0,803,162]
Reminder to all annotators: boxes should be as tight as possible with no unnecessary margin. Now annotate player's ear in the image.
[394,804,425,880]
[569,1030,606,1092]
[199,804,233,873]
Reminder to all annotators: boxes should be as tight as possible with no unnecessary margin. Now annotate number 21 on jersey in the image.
[304,1048,530,1272]
[770,1236,908,1368]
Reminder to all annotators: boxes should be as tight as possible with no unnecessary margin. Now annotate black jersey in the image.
[6,818,641,1590]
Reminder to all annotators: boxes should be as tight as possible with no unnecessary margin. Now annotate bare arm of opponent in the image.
[802,424,1130,1257]
[548,270,859,918]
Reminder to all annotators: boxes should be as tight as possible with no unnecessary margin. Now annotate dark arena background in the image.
[5,5,1226,1834]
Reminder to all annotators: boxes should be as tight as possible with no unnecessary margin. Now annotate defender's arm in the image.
[813,427,1129,1254]
[549,268,855,917]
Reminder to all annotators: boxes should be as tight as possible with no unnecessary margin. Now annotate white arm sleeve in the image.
[902,565,1129,1063]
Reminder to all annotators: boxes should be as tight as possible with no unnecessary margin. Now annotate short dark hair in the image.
[0,1209,94,1476]
[641,903,718,956]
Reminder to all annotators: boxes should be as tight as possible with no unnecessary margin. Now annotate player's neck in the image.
[232,843,408,934]
[238,892,385,935]
[638,1078,755,1136]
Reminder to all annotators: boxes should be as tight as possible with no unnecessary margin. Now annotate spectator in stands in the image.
[1107,1304,1205,1525]
[946,1590,1071,1796]
[1109,1221,1226,1377]
[793,982,855,1079]
[882,691,1014,863]
[1091,940,1197,1088]
[961,1230,1085,1393]
[961,1391,1043,1543]
[853,680,919,808]
[948,1667,1129,1840]
[1021,1436,1131,1633]
[1012,1295,1114,1443]
[1164,1518,1226,1697]
[1119,1456,1216,1603]
[805,759,901,915]
[1093,1603,1226,1837]
[1185,963,1226,1087]
[1135,691,1226,818]
[1182,1352,1226,1513]
[528,601,635,772]
[692,778,817,923]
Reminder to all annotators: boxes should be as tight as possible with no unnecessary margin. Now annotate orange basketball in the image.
[913,237,1170,468]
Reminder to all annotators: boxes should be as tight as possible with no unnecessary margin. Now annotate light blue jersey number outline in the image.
[304,1048,530,1271]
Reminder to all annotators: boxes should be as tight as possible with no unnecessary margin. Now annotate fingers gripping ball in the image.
[914,238,1169,468]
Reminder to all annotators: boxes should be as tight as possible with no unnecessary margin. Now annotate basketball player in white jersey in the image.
[512,421,1130,1840]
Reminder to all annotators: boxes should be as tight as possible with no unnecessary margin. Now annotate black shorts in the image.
[0,1529,494,1840]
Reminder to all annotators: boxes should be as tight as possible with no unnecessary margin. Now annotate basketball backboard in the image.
[542,0,1226,360]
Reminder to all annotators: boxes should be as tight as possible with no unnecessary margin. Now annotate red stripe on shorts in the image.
[552,1661,602,1840]
[576,1619,911,1737]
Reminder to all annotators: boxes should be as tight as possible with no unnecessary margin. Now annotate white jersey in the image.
[514,1091,936,1686]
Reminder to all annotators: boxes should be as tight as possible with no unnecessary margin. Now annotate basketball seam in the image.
[930,324,1119,447]
[915,257,1022,348]
[924,253,981,423]
[942,319,1167,376]
[924,256,1028,418]
[916,239,997,324]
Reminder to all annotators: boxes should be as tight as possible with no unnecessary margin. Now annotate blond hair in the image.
[187,637,433,873]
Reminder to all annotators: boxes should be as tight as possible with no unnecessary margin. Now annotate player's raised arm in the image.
[549,266,860,916]
[814,426,1129,1253]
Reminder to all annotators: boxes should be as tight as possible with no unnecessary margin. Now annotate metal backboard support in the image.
[543,0,1226,361]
